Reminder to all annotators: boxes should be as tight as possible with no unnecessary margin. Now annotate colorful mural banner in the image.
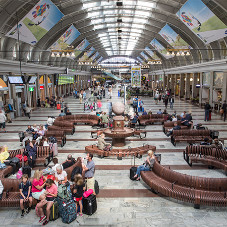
[97,56,103,63]
[140,52,149,61]
[137,56,145,64]
[145,47,160,60]
[150,39,173,59]
[176,0,227,44]
[50,25,80,50]
[131,66,141,87]
[159,24,191,49]
[91,52,99,61]
[6,0,64,45]
[74,39,90,58]
[80,47,95,61]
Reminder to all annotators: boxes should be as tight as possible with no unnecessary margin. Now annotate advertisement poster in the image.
[80,47,95,61]
[203,72,211,86]
[145,47,160,60]
[213,71,223,87]
[6,0,64,45]
[177,0,227,44]
[131,66,141,87]
[91,52,99,61]
[150,39,173,59]
[50,25,80,51]
[159,24,191,49]
[140,52,149,61]
[74,39,89,58]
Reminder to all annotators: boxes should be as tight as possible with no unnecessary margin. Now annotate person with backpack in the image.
[204,102,211,121]
[72,174,85,217]
[0,110,6,132]
[25,104,31,119]
[36,179,58,226]
[4,104,12,123]
[19,174,32,217]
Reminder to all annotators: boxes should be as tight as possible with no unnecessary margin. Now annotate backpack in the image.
[48,136,57,144]
[58,184,71,200]
[8,104,13,112]
[71,166,82,181]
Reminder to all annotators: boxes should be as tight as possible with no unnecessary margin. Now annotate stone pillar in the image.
[9,84,17,108]
[175,74,178,97]
[179,73,185,98]
[166,75,170,90]
[222,71,227,103]
[163,74,166,91]
[35,74,40,100]
[171,74,175,96]
[51,75,55,97]
[199,72,203,104]
[44,74,49,98]
[26,84,31,107]
[185,73,191,100]
[209,71,214,106]
[192,73,199,99]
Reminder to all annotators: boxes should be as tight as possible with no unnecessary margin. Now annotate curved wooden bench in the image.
[141,160,227,209]
[171,130,212,146]
[138,114,168,125]
[85,144,156,160]
[0,159,82,207]
[163,120,190,134]
[45,130,66,147]
[183,145,227,174]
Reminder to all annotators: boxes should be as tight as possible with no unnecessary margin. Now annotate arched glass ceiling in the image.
[100,56,138,67]
[82,0,156,56]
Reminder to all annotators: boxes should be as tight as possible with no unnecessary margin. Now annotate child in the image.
[37,179,58,226]
[19,174,32,217]
[72,174,85,217]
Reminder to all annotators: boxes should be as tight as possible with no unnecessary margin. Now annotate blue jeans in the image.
[136,165,150,178]
[170,102,173,109]
[205,110,209,121]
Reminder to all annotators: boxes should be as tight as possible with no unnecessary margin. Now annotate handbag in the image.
[220,109,224,114]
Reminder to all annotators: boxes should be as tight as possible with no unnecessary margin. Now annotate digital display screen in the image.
[8,76,24,84]
[58,75,74,85]
[28,76,37,84]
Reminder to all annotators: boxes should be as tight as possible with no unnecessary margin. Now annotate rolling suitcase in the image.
[57,104,61,110]
[83,194,97,215]
[130,154,137,180]
[43,201,59,221]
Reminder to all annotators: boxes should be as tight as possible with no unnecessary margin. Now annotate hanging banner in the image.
[145,47,160,60]
[150,39,173,59]
[6,0,64,45]
[131,66,141,87]
[140,52,149,61]
[159,24,191,49]
[97,56,103,63]
[74,39,90,58]
[176,0,227,44]
[50,25,80,51]
[90,52,99,61]
[137,56,145,64]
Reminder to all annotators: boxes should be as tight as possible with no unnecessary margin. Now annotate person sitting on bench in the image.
[200,138,222,149]
[166,122,181,137]
[97,134,111,151]
[200,138,210,145]
[181,114,193,129]
[61,154,75,169]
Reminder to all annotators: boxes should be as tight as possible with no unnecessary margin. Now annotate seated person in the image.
[90,109,96,115]
[22,125,35,147]
[200,137,210,145]
[124,116,129,127]
[131,113,138,123]
[97,133,111,151]
[157,109,162,114]
[181,114,193,129]
[100,112,109,124]
[166,122,181,137]
[39,137,49,146]
[36,179,58,226]
[55,165,70,191]
[180,111,186,118]
[196,123,205,130]
[148,109,152,115]
[142,109,147,115]
[133,150,155,181]
[163,109,168,114]
[36,125,46,143]
[61,154,75,169]
[26,141,37,168]
[202,139,222,149]
[59,110,65,116]
[66,109,72,115]
[185,112,192,121]
[172,116,177,122]
[32,170,46,201]
[45,116,54,129]
[19,174,32,217]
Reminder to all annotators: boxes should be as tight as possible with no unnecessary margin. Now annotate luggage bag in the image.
[130,154,137,180]
[83,194,97,215]
[57,104,61,110]
[22,165,31,178]
[43,201,59,221]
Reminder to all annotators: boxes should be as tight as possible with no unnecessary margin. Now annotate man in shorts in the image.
[82,153,95,195]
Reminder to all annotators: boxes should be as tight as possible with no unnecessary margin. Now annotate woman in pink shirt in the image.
[32,170,46,200]
[37,179,58,225]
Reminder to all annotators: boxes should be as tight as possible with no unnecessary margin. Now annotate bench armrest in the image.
[172,180,178,190]
[219,187,226,198]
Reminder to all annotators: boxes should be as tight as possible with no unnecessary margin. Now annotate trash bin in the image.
[118,90,120,97]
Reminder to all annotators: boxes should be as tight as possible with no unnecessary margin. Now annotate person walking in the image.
[164,96,168,109]
[169,96,174,109]
[0,110,6,132]
[204,102,211,121]
[79,92,83,104]
[221,100,227,121]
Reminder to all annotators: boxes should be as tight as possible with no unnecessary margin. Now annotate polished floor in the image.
[0,86,227,227]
